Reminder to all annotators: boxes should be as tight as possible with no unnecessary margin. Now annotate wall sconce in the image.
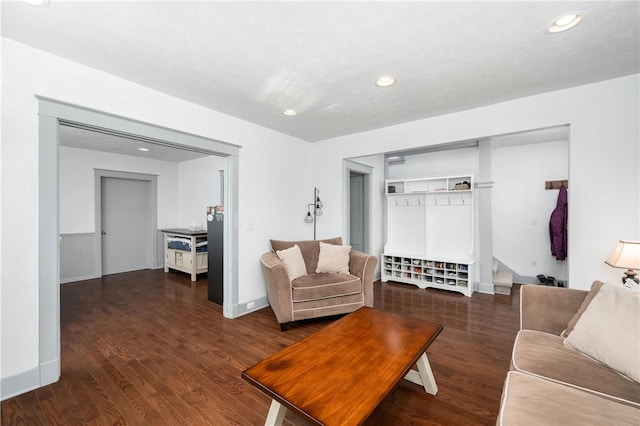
[304,187,323,240]
[605,240,640,287]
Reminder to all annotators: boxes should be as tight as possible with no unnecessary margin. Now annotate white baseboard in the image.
[477,281,495,295]
[39,358,60,387]
[60,274,100,284]
[1,367,40,401]
[230,296,270,318]
[1,358,60,401]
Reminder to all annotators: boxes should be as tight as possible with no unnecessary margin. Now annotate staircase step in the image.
[493,270,513,295]
[494,285,512,295]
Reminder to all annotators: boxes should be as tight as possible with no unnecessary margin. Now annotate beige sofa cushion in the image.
[275,244,307,281]
[316,242,351,274]
[564,282,640,383]
[292,273,361,302]
[512,330,640,407]
[498,371,640,426]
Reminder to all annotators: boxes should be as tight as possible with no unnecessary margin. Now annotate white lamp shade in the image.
[605,240,640,270]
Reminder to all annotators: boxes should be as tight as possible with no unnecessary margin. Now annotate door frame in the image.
[37,96,240,391]
[343,160,372,254]
[95,170,158,276]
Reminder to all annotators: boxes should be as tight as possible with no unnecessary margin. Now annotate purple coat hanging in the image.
[549,185,568,260]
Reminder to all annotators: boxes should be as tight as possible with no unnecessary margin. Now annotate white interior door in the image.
[101,177,151,275]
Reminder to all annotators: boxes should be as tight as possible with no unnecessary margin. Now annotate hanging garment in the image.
[549,185,568,260]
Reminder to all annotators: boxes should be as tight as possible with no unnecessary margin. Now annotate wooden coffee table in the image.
[241,307,443,425]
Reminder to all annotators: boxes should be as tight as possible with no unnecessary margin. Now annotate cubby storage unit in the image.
[162,229,208,282]
[381,255,474,296]
[382,175,475,297]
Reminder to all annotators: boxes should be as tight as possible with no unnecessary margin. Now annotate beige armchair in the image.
[260,237,377,331]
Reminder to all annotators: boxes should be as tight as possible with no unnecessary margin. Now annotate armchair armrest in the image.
[260,252,294,324]
[349,250,378,307]
[520,284,587,334]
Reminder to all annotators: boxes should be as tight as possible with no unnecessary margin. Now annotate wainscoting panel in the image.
[60,233,98,283]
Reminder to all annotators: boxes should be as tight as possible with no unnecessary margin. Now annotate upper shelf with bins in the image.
[386,176,472,194]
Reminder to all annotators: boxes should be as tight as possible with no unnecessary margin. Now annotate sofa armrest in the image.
[260,252,293,324]
[349,250,378,307]
[520,284,587,334]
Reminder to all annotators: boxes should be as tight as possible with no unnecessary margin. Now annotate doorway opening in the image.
[38,97,240,391]
[347,125,570,295]
[344,160,372,254]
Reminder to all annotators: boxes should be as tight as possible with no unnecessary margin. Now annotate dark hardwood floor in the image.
[1,270,520,425]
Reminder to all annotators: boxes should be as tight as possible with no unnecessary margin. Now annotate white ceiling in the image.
[59,124,215,163]
[2,1,639,143]
[490,125,570,149]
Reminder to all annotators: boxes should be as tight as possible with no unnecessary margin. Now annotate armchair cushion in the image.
[316,242,351,274]
[275,244,307,282]
[292,273,361,302]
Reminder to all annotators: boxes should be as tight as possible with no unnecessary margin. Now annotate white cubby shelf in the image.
[381,254,475,297]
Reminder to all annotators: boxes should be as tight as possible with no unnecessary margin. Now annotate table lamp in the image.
[605,240,640,285]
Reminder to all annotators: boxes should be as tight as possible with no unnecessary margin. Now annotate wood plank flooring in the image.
[1,269,520,425]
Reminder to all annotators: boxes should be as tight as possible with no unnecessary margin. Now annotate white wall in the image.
[178,155,227,230]
[492,140,569,281]
[386,147,479,180]
[1,38,312,383]
[59,146,180,233]
[313,74,639,292]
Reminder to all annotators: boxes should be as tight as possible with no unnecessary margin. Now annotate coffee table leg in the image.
[404,352,438,395]
[265,399,286,426]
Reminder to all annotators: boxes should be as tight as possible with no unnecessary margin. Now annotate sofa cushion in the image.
[291,273,361,302]
[564,282,640,383]
[562,280,603,337]
[271,237,343,275]
[316,242,351,274]
[512,330,640,407]
[498,371,640,426]
[275,244,307,282]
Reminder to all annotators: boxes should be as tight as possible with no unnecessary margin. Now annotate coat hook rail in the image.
[545,180,568,190]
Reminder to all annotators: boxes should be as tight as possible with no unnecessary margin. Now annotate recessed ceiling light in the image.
[375,75,396,87]
[138,147,149,152]
[548,13,582,33]
[283,109,297,116]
